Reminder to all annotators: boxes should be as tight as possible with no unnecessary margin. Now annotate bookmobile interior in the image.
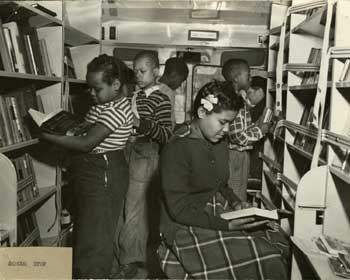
[0,0,349,279]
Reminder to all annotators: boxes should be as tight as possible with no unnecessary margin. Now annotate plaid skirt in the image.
[158,192,290,280]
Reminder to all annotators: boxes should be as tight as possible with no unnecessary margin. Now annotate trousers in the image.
[228,149,250,202]
[70,150,128,279]
[116,140,159,265]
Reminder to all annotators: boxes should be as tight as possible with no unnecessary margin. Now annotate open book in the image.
[220,207,278,221]
[28,108,92,136]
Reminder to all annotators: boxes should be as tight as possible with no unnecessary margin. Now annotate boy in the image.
[115,50,172,278]
[222,59,268,202]
[158,57,189,127]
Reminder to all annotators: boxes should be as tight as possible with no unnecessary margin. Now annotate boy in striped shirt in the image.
[114,51,172,278]
[41,55,133,279]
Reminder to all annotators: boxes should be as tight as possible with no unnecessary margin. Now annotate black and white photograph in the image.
[0,0,349,279]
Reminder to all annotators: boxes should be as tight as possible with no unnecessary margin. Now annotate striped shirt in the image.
[85,97,133,153]
[131,85,172,145]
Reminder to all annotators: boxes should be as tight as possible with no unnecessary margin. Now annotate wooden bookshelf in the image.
[286,142,327,165]
[0,2,62,28]
[292,7,330,38]
[336,81,350,90]
[0,71,61,91]
[67,78,88,92]
[19,227,40,247]
[291,237,344,280]
[259,153,282,172]
[329,166,350,185]
[288,81,332,93]
[0,139,40,153]
[0,1,100,249]
[17,185,57,216]
[65,25,99,47]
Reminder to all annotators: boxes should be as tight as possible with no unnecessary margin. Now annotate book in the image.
[0,18,14,71]
[28,108,92,136]
[329,257,350,278]
[317,234,347,256]
[220,207,278,221]
[3,21,27,73]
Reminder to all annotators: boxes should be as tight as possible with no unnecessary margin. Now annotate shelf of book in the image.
[269,83,332,94]
[292,7,331,39]
[289,1,327,15]
[68,78,88,93]
[278,120,318,139]
[289,82,332,93]
[263,169,280,187]
[41,235,59,247]
[277,173,298,192]
[259,153,282,173]
[0,71,61,91]
[0,139,40,154]
[329,166,350,185]
[19,227,40,247]
[0,2,62,28]
[256,192,278,210]
[17,185,56,216]
[270,25,283,36]
[270,32,290,51]
[286,142,327,166]
[336,81,350,90]
[323,130,350,151]
[291,236,344,280]
[65,25,99,47]
[283,63,320,72]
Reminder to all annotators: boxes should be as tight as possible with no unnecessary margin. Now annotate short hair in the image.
[164,57,189,80]
[133,50,159,68]
[222,58,250,81]
[159,57,189,89]
[87,54,127,86]
[193,81,244,119]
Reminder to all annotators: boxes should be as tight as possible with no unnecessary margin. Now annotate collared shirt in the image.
[130,85,172,145]
[85,97,133,152]
[228,90,263,151]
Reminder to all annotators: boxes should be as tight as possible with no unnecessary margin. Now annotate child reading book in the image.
[158,81,290,279]
[40,54,133,279]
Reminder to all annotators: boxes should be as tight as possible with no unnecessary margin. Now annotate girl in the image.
[158,81,290,279]
[41,54,133,279]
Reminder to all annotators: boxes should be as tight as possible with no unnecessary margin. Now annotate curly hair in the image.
[193,81,244,119]
[87,54,128,86]
[133,50,159,69]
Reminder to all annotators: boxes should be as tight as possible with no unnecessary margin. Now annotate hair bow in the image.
[201,94,218,112]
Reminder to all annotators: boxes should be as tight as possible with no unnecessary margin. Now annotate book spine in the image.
[23,34,37,75]
[0,95,14,145]
[10,96,26,142]
[2,27,16,72]
[3,22,27,74]
[0,18,14,72]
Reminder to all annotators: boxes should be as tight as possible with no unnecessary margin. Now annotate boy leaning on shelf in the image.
[222,58,271,202]
[40,54,133,279]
